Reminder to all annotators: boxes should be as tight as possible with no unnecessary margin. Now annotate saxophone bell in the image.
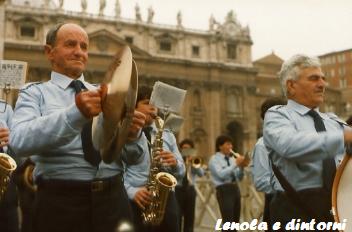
[0,153,17,201]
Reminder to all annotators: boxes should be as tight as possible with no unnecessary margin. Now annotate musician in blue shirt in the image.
[123,85,185,232]
[208,135,247,228]
[175,138,205,232]
[10,23,146,232]
[251,97,286,231]
[0,102,19,232]
[263,54,352,229]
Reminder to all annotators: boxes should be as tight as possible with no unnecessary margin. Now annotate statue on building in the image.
[243,25,250,37]
[177,10,183,28]
[58,0,64,9]
[135,3,142,22]
[81,0,87,13]
[99,0,106,16]
[115,0,121,18]
[225,10,238,24]
[43,0,50,8]
[209,14,216,31]
[147,6,154,23]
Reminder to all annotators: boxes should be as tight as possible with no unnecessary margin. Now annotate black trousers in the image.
[216,183,241,230]
[175,185,196,232]
[270,188,335,232]
[15,178,36,232]
[263,193,274,232]
[130,191,180,232]
[0,178,19,232]
[33,174,132,232]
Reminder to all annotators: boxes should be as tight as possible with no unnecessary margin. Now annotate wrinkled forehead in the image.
[57,24,89,42]
[298,66,324,78]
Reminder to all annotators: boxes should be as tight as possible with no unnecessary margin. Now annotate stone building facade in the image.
[319,49,352,118]
[0,0,347,160]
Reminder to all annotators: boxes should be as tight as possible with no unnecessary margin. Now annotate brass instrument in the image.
[230,149,240,158]
[91,45,138,164]
[230,149,250,167]
[142,116,177,225]
[0,153,17,201]
[23,163,37,192]
[190,156,203,169]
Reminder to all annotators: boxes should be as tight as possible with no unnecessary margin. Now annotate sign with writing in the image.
[0,60,28,89]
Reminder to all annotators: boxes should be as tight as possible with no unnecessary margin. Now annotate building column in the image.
[0,0,5,59]
[0,0,5,100]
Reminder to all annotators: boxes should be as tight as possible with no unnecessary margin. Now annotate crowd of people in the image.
[0,22,350,232]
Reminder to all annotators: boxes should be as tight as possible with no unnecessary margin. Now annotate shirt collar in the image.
[50,71,86,90]
[287,99,328,120]
[215,152,227,157]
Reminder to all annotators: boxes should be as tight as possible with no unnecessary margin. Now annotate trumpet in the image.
[190,156,203,169]
[230,149,241,158]
[229,149,250,167]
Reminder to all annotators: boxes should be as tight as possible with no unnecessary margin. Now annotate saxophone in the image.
[0,152,17,201]
[142,116,177,225]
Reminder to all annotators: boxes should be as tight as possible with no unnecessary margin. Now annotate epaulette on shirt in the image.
[268,104,285,112]
[326,112,348,127]
[20,82,42,92]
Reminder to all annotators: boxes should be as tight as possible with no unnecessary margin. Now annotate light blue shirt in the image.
[263,99,346,191]
[208,152,244,187]
[189,165,205,185]
[0,101,13,154]
[124,123,185,200]
[251,137,276,194]
[10,71,143,181]
[177,162,205,187]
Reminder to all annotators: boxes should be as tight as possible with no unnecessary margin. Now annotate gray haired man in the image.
[263,54,352,230]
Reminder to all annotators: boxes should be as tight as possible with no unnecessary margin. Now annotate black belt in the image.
[216,182,237,190]
[36,174,123,193]
[276,187,326,196]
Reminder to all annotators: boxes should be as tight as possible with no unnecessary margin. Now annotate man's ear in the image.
[286,80,295,97]
[44,44,53,59]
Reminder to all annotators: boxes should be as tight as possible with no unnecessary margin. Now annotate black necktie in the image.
[142,127,153,144]
[81,121,101,166]
[307,109,326,132]
[70,80,101,166]
[307,109,336,192]
[225,156,230,166]
[142,127,153,157]
[182,156,189,187]
[70,79,85,94]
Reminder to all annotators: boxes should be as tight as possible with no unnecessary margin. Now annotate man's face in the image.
[287,67,326,108]
[45,24,89,79]
[181,144,192,150]
[219,141,233,155]
[136,99,157,126]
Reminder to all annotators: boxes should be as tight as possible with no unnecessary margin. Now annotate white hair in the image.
[278,54,321,97]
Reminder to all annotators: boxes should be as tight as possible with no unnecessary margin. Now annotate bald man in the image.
[11,23,145,232]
